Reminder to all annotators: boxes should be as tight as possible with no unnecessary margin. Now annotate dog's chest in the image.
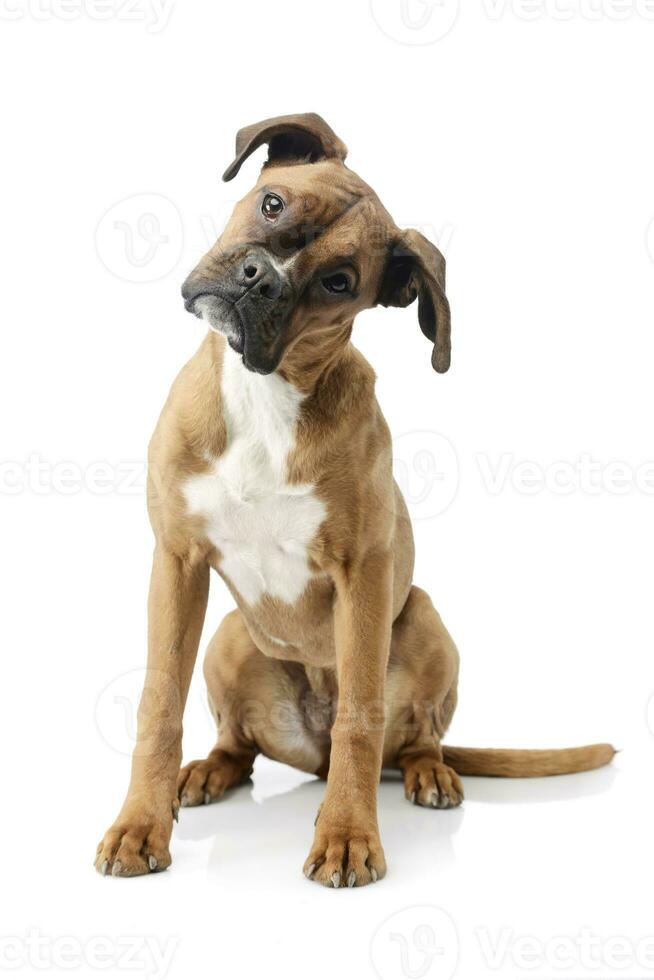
[183,348,327,607]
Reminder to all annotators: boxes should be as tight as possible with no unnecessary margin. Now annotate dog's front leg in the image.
[304,550,392,888]
[95,544,209,876]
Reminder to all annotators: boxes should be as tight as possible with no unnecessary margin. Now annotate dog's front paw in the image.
[94,804,173,878]
[303,815,386,888]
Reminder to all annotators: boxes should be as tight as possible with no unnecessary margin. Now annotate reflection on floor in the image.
[173,753,619,878]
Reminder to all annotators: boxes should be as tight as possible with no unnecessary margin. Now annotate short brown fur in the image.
[95,114,614,887]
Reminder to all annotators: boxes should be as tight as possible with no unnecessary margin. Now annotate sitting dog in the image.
[96,113,615,887]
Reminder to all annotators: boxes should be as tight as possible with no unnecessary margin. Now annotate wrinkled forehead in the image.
[293,193,393,293]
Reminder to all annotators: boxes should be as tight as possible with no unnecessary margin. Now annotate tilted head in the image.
[182,113,451,377]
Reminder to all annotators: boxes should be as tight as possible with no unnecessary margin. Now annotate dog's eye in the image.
[262,194,284,220]
[321,272,351,295]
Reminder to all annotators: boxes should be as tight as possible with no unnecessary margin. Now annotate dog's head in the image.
[182,113,450,376]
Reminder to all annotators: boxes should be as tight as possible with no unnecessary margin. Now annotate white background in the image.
[1,1,653,978]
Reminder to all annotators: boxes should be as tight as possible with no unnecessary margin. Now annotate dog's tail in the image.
[442,743,616,777]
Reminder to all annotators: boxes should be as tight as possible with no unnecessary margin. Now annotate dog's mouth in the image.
[191,294,241,345]
[182,251,296,375]
[187,293,284,376]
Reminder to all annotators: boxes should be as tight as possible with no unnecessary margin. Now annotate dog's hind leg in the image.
[384,586,464,809]
[177,609,329,807]
[177,610,259,807]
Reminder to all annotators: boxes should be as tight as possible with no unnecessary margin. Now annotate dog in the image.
[95,113,615,887]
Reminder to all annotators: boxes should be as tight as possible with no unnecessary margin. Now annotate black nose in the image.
[239,254,284,301]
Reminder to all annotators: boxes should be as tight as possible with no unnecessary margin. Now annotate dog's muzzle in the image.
[182,250,294,374]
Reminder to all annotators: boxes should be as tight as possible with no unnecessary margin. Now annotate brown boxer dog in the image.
[95,113,615,887]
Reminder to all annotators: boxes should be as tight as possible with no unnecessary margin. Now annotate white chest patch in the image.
[183,346,327,608]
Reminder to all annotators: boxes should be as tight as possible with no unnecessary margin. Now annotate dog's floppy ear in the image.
[222,112,348,182]
[377,228,451,373]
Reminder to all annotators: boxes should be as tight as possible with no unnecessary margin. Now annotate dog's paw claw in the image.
[95,810,172,878]
[177,751,252,807]
[303,823,386,888]
[404,760,464,809]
